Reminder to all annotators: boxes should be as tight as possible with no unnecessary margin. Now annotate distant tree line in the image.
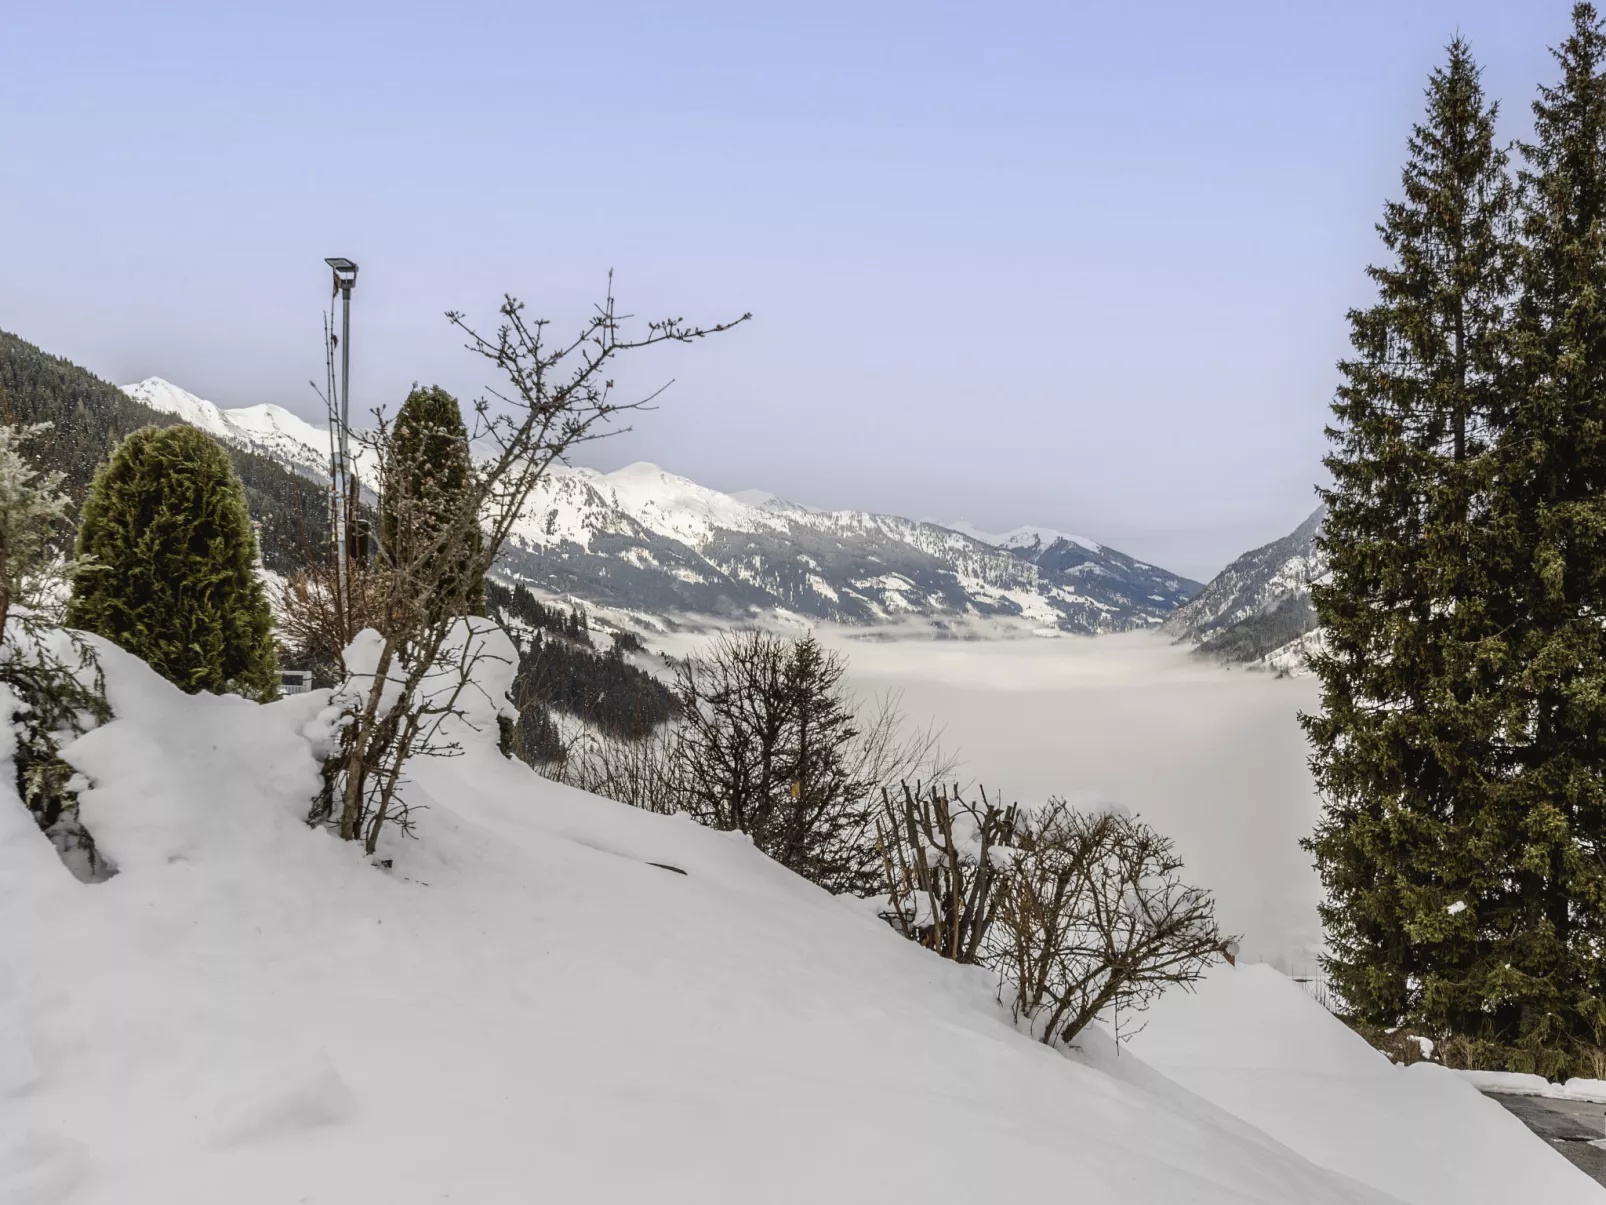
[485,577,591,643]
[484,576,678,754]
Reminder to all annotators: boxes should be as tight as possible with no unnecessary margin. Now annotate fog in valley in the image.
[829,631,1324,970]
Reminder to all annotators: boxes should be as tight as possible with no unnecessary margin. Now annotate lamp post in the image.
[324,257,358,624]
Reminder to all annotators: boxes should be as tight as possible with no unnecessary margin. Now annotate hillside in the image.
[1164,506,1325,665]
[0,334,327,574]
[496,462,1197,631]
[123,378,1201,634]
[5,636,1596,1204]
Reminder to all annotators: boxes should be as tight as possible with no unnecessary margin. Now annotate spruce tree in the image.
[1303,38,1518,1046]
[1476,2,1606,1075]
[381,384,482,615]
[67,425,278,700]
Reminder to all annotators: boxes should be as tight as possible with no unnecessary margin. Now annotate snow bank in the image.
[1128,963,1602,1205]
[2,640,1591,1203]
[1457,1070,1606,1105]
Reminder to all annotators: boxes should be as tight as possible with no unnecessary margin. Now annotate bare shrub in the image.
[556,726,679,813]
[991,799,1231,1046]
[320,283,746,854]
[279,559,391,683]
[1576,1042,1606,1081]
[874,782,1018,963]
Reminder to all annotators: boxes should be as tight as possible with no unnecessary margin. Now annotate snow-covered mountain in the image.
[947,521,1100,554]
[121,378,1201,633]
[499,463,1200,631]
[1163,506,1325,664]
[123,377,340,478]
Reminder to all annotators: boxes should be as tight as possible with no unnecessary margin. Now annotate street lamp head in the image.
[324,257,359,294]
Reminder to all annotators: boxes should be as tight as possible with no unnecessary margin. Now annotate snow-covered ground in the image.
[1131,963,1597,1205]
[831,629,1326,969]
[6,638,1599,1203]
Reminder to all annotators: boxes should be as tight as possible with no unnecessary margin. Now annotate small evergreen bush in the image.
[383,384,482,614]
[67,425,278,700]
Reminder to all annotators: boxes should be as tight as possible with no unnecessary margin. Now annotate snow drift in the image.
[3,639,1598,1203]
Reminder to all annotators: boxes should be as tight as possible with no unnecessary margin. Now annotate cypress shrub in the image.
[382,384,482,615]
[67,425,278,700]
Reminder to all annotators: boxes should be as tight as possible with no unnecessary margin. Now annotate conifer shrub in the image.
[67,425,278,700]
[382,384,482,615]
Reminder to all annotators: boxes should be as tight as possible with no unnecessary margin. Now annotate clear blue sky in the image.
[1,1,1569,579]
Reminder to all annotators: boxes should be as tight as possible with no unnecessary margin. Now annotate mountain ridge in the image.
[1164,506,1326,667]
[123,376,1202,634]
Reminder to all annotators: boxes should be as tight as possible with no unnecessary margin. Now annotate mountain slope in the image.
[0,333,326,574]
[123,377,338,478]
[7,636,1592,1204]
[123,377,1202,634]
[498,462,1197,631]
[989,527,1198,614]
[1163,506,1325,662]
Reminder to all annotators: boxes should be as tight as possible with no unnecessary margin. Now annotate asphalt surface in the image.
[1486,1092,1606,1188]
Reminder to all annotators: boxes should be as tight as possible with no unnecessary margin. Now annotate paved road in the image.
[1486,1092,1606,1188]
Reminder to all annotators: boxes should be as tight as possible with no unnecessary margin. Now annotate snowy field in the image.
[5,634,1600,1203]
[830,629,1325,968]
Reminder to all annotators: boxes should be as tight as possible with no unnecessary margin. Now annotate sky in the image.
[0,1,1571,580]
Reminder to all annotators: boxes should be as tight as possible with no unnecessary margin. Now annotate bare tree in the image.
[320,283,747,854]
[846,690,954,809]
[542,630,952,891]
[991,799,1231,1046]
[668,630,954,893]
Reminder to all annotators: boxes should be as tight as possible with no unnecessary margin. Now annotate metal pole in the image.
[324,257,358,635]
[332,303,348,624]
[340,285,352,485]
[337,283,352,612]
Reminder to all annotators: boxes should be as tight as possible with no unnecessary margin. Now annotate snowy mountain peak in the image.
[122,377,233,438]
[725,487,788,511]
[999,526,1102,555]
[948,521,1102,555]
[588,461,785,544]
[121,378,345,478]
